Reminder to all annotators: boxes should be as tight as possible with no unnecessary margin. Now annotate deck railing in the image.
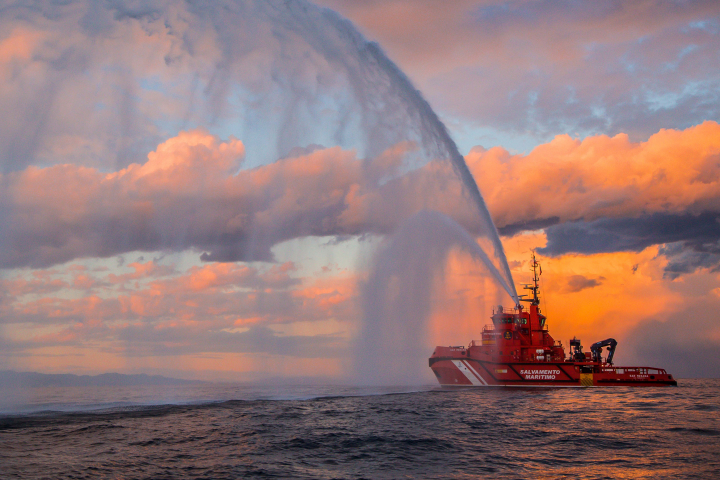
[598,366,668,375]
[492,305,521,314]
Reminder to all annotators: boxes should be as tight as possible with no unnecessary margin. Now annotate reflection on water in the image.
[1,380,718,479]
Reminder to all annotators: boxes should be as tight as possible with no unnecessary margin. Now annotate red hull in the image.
[429,352,677,387]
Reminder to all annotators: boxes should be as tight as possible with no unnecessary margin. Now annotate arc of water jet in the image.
[361,44,518,304]
[436,213,517,303]
[266,1,518,303]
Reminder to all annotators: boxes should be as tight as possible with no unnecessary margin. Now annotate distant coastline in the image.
[0,371,206,388]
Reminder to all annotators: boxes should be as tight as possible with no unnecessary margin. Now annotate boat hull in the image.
[429,356,677,387]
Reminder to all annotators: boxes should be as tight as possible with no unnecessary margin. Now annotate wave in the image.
[0,384,437,418]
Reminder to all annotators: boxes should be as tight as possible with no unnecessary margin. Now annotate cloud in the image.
[0,0,487,178]
[539,211,720,256]
[466,121,720,275]
[3,121,719,274]
[539,212,720,277]
[0,130,250,267]
[319,0,720,140]
[468,121,720,229]
[659,242,720,280]
[0,126,488,269]
[563,275,605,293]
[497,217,560,237]
[0,258,356,361]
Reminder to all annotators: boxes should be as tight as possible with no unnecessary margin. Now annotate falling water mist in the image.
[0,0,517,383]
[355,211,514,385]
[187,0,520,383]
[277,3,518,303]
[283,5,520,383]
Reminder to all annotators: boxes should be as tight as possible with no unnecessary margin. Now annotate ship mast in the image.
[521,252,541,306]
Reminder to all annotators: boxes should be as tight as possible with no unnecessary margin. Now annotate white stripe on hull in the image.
[462,360,489,385]
[451,359,487,385]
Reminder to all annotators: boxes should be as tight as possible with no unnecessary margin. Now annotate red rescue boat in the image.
[429,254,677,387]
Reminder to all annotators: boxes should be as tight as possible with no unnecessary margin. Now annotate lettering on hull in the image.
[519,369,561,380]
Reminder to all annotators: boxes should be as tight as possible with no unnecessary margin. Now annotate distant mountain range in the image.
[0,371,206,388]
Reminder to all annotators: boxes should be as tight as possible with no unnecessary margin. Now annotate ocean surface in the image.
[1,379,718,479]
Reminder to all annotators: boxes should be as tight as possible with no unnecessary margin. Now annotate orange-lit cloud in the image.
[0,28,43,76]
[0,128,456,269]
[4,122,719,271]
[468,121,720,229]
[1,257,355,377]
[2,121,719,278]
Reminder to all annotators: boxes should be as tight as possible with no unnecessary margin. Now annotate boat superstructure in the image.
[429,254,677,387]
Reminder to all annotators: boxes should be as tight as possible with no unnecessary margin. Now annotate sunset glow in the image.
[1,0,718,381]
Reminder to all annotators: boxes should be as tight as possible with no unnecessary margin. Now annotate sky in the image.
[0,0,718,382]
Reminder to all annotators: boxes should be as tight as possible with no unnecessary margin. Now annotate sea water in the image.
[1,380,718,479]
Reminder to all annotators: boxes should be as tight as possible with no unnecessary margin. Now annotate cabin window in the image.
[521,318,527,325]
[539,318,546,327]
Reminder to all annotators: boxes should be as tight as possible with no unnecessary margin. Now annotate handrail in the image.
[598,366,667,374]
[492,306,521,314]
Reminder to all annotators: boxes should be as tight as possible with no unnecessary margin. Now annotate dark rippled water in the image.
[1,379,719,479]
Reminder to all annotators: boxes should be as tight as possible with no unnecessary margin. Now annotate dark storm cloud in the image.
[538,212,720,278]
[539,211,720,256]
[659,242,720,279]
[498,217,560,237]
